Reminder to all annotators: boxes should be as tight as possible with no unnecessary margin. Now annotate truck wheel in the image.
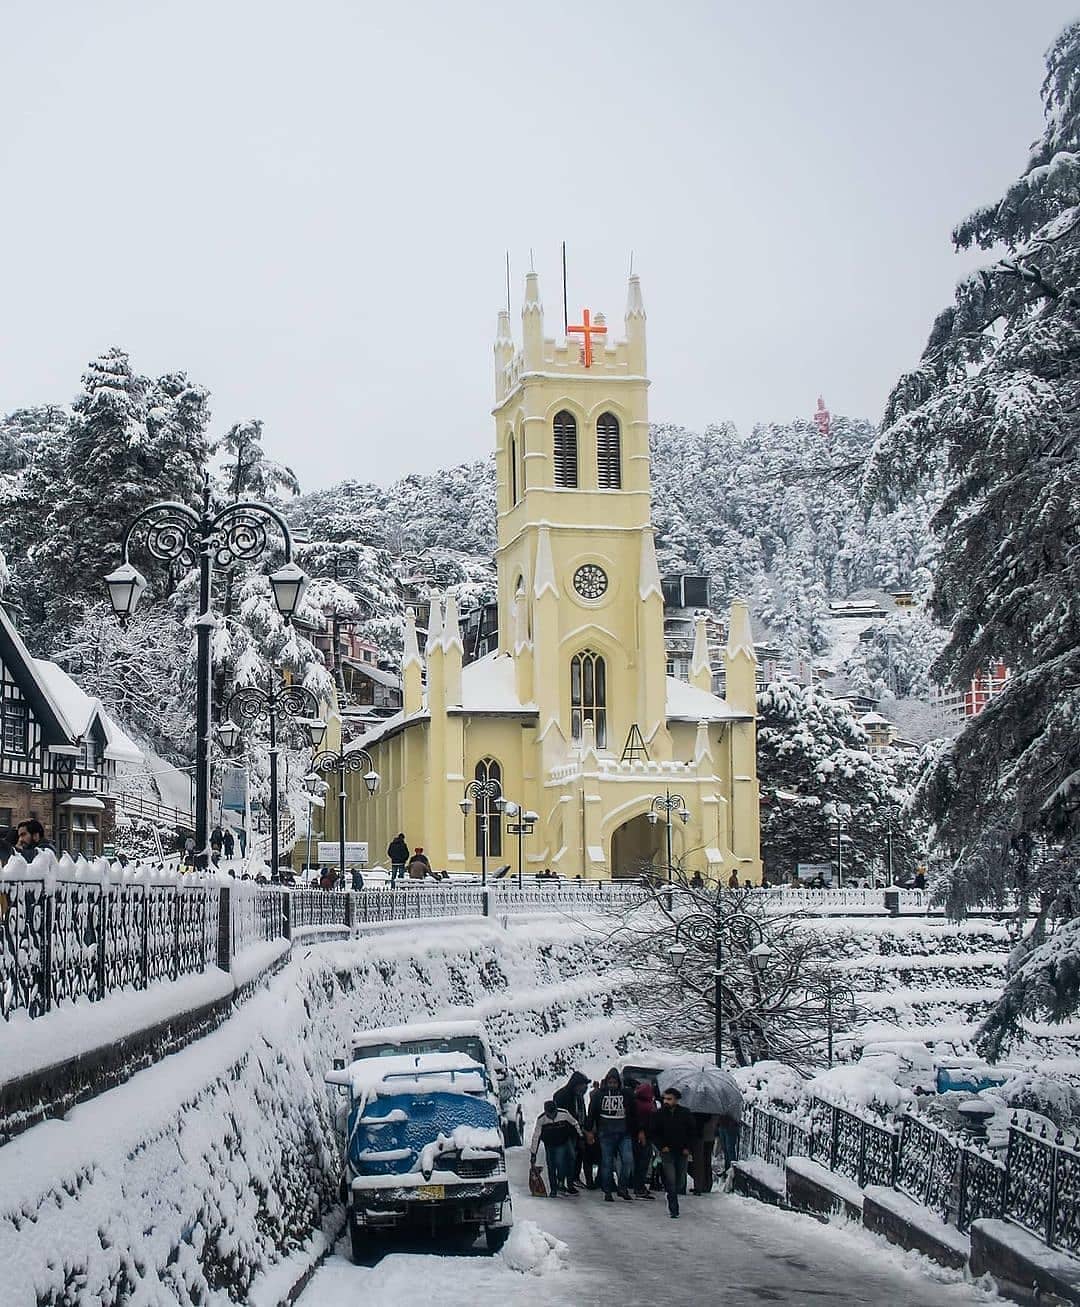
[486,1226,511,1253]
[349,1218,375,1266]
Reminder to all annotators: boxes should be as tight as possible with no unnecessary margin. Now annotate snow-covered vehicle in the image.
[349,1020,526,1146]
[327,1050,513,1261]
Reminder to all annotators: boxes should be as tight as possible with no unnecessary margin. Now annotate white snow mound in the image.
[500,1220,568,1276]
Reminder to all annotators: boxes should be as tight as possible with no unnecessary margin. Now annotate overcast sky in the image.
[0,2,1074,490]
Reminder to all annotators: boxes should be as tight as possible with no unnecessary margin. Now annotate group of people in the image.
[386,834,443,883]
[529,1068,739,1219]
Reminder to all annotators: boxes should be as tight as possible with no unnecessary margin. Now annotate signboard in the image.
[796,862,834,885]
[221,766,248,814]
[318,841,368,866]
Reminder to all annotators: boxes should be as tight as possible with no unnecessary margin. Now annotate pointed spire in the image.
[638,530,662,601]
[441,594,463,654]
[495,308,513,350]
[694,718,713,764]
[425,595,444,656]
[580,716,599,766]
[726,597,756,660]
[691,613,712,692]
[625,273,645,320]
[513,587,531,653]
[534,527,559,599]
[522,271,544,367]
[402,606,422,669]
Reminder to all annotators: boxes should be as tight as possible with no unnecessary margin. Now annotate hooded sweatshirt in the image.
[632,1081,658,1134]
[585,1068,635,1135]
[553,1071,591,1123]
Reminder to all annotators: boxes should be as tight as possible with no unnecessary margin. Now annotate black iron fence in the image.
[741,1097,1080,1257]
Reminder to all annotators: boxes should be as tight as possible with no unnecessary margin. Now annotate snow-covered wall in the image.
[0,918,629,1307]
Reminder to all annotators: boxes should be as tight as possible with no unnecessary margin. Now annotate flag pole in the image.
[561,240,568,336]
[505,250,511,315]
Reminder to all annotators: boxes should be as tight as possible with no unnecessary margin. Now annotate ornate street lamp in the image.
[309,746,380,888]
[495,797,539,888]
[666,906,769,1067]
[106,475,307,866]
[646,790,690,893]
[223,677,323,878]
[460,776,502,886]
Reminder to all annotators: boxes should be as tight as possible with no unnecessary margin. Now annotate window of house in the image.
[474,757,502,858]
[553,411,578,487]
[79,734,98,771]
[2,700,28,755]
[570,649,607,748]
[58,810,101,857]
[597,412,622,489]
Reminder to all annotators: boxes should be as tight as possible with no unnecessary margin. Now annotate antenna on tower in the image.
[505,251,511,315]
[562,240,568,336]
[629,249,635,277]
[529,247,535,273]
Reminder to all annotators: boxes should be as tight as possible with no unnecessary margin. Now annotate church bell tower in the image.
[492,271,671,764]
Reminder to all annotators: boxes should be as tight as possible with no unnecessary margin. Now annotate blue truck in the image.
[327,1050,514,1262]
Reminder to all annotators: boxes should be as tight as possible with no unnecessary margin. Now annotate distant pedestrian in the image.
[553,1070,594,1188]
[691,1112,720,1194]
[351,866,364,891]
[585,1068,635,1202]
[727,870,740,889]
[690,871,705,889]
[914,864,927,891]
[210,826,224,857]
[631,1080,659,1199]
[651,1088,697,1218]
[387,833,410,883]
[529,1100,582,1197]
[319,866,337,891]
[407,847,431,880]
[222,829,235,858]
[717,1111,741,1174]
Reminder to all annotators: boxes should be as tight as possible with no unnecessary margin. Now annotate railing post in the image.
[482,887,492,918]
[829,1105,840,1172]
[282,889,292,941]
[172,884,182,980]
[345,890,354,930]
[216,886,232,971]
[140,883,150,990]
[41,887,54,1014]
[1048,1138,1059,1247]
[96,882,107,1002]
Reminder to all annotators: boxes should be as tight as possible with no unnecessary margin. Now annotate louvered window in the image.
[597,412,621,489]
[553,410,578,488]
[570,650,607,748]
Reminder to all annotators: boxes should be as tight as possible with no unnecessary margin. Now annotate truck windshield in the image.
[354,1036,487,1064]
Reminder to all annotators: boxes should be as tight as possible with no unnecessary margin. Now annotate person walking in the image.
[691,1112,720,1194]
[585,1068,635,1203]
[631,1080,658,1199]
[552,1070,595,1188]
[529,1100,582,1197]
[387,833,409,884]
[651,1087,697,1218]
[407,847,431,880]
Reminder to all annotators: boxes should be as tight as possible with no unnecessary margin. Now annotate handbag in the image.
[528,1164,548,1197]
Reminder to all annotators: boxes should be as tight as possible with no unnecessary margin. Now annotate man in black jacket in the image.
[585,1068,636,1202]
[651,1087,697,1218]
[387,833,409,883]
[553,1070,595,1187]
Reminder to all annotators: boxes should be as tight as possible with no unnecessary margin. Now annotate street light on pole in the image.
[106,475,307,867]
[647,790,690,892]
[496,798,539,888]
[222,677,323,878]
[460,776,502,886]
[309,747,380,887]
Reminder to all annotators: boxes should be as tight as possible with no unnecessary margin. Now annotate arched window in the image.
[570,650,607,748]
[475,757,502,858]
[509,433,518,504]
[597,412,621,489]
[553,410,578,488]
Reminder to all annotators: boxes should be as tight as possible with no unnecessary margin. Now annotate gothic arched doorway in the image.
[610,813,663,880]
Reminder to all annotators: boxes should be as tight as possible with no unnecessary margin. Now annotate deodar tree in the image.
[866,23,1080,1053]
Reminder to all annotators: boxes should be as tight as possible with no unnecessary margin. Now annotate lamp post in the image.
[460,776,502,886]
[497,799,539,888]
[646,790,690,892]
[105,475,308,866]
[309,747,380,888]
[832,818,853,889]
[808,974,858,1066]
[666,907,770,1067]
[222,678,324,878]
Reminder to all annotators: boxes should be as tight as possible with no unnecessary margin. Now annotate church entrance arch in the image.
[610,813,663,881]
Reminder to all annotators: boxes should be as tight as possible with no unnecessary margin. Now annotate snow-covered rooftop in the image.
[31,659,144,763]
[665,675,749,723]
[327,1051,488,1098]
[351,1018,487,1047]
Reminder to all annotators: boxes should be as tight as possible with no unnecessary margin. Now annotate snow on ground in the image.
[298,1146,997,1307]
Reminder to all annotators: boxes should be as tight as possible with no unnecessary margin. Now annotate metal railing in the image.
[740,1097,1080,1254]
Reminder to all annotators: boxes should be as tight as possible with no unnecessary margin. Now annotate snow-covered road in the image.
[298,1150,995,1307]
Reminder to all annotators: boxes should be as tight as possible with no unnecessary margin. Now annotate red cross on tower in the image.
[567,308,607,367]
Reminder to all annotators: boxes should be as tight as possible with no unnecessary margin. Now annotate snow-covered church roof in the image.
[346,651,749,754]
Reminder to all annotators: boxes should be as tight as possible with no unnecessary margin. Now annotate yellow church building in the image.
[334,270,761,882]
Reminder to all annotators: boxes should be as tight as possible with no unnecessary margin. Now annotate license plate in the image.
[414,1184,445,1201]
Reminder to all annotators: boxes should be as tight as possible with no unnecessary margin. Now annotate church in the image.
[335,270,761,882]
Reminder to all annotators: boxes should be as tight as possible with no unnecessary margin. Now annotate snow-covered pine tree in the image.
[865,22,1080,1051]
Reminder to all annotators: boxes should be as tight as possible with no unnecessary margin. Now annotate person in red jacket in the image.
[631,1080,658,1199]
